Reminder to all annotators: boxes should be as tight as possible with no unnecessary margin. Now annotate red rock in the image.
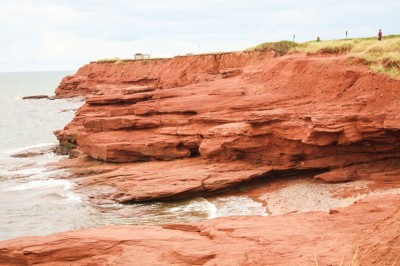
[3,50,399,265]
[86,95,123,105]
[51,50,400,201]
[314,168,359,182]
[22,95,49,100]
[121,85,155,95]
[83,115,160,133]
[1,195,399,265]
[220,68,243,78]
[79,130,192,163]
[66,157,269,203]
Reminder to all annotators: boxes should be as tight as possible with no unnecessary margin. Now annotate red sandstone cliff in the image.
[53,50,400,203]
[2,50,399,265]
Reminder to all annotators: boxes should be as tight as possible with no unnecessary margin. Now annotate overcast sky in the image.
[0,0,398,72]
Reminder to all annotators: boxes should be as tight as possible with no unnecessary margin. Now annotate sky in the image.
[0,0,398,72]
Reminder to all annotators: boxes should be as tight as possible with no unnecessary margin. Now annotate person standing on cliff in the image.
[378,29,382,41]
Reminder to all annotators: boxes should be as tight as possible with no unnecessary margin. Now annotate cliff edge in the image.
[54,50,400,203]
[1,46,400,265]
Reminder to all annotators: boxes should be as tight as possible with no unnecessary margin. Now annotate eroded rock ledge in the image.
[53,50,400,203]
[1,195,399,265]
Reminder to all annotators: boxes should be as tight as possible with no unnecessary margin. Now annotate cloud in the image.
[0,0,399,71]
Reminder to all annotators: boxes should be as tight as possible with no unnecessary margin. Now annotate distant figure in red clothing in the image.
[378,29,382,41]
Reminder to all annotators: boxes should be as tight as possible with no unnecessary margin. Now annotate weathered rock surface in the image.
[1,194,399,265]
[3,50,399,265]
[22,95,49,100]
[10,145,56,158]
[53,50,400,203]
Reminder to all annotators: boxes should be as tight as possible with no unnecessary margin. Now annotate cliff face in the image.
[54,50,400,203]
[55,52,257,97]
[2,50,400,265]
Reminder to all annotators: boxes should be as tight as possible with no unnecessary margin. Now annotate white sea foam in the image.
[65,191,82,202]
[3,179,73,192]
[166,197,218,219]
[206,201,218,219]
[0,71,93,241]
[209,196,268,218]
[3,143,55,154]
[14,167,47,176]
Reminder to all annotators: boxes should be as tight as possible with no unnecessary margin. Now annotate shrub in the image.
[318,43,353,54]
[247,41,298,55]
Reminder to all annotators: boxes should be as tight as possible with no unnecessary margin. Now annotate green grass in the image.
[246,40,299,55]
[96,57,166,64]
[250,35,400,78]
[95,35,400,79]
[292,40,354,54]
[96,58,132,64]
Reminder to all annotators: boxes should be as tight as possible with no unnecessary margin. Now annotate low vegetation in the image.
[96,58,132,64]
[247,40,299,55]
[96,58,165,64]
[249,35,400,78]
[96,35,400,78]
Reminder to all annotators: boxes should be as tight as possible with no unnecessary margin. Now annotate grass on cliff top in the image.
[96,58,134,64]
[96,58,166,65]
[246,40,298,55]
[248,35,400,78]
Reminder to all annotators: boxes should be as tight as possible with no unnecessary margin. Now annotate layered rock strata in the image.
[2,50,400,266]
[54,51,400,202]
[1,195,399,265]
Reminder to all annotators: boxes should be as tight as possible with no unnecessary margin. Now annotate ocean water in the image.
[0,71,93,240]
[0,71,267,241]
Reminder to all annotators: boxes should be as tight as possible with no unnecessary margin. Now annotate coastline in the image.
[2,47,400,264]
[1,194,399,265]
